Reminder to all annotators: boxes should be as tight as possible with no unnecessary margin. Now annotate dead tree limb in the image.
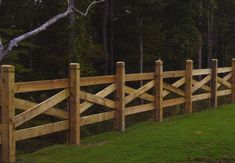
[0,0,105,61]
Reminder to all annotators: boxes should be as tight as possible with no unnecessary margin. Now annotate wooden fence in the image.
[1,59,235,163]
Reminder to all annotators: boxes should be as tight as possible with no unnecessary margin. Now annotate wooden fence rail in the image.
[0,59,235,163]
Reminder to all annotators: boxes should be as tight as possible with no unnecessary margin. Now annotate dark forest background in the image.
[0,0,235,80]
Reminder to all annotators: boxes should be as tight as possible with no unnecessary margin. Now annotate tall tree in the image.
[207,0,215,67]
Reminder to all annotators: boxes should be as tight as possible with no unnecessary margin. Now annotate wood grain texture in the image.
[1,65,16,163]
[15,98,68,119]
[115,62,125,131]
[154,60,163,122]
[15,79,68,93]
[185,60,193,114]
[81,111,115,126]
[124,80,155,105]
[211,59,218,107]
[15,89,69,128]
[80,84,116,113]
[69,63,80,145]
[16,121,69,141]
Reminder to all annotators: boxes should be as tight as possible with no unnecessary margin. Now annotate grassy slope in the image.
[19,105,235,163]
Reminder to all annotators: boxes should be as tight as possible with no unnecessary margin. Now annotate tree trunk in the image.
[198,32,202,69]
[197,0,202,69]
[207,1,214,68]
[139,15,144,104]
[103,0,109,74]
[108,0,114,74]
[69,0,76,62]
[139,16,143,75]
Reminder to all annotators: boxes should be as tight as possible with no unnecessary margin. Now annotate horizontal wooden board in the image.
[16,121,69,141]
[15,79,68,93]
[80,75,116,86]
[218,89,232,97]
[81,111,115,126]
[193,69,211,76]
[163,70,185,78]
[125,73,154,82]
[15,98,68,119]
[125,103,154,116]
[163,97,186,108]
[217,67,232,74]
[192,93,211,102]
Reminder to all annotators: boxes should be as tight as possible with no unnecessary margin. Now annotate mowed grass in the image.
[19,104,235,163]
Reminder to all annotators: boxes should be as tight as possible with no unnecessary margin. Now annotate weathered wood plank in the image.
[15,121,69,141]
[125,73,154,82]
[124,86,154,102]
[217,73,232,89]
[217,67,232,74]
[15,79,68,93]
[80,84,116,114]
[193,69,211,76]
[163,77,185,97]
[80,75,116,86]
[15,89,69,128]
[211,59,218,107]
[192,79,211,92]
[81,111,115,126]
[124,80,155,105]
[154,60,163,122]
[125,103,155,116]
[80,91,115,109]
[192,93,211,102]
[163,97,186,108]
[115,62,125,131]
[163,82,185,97]
[1,65,16,162]
[185,60,193,114]
[163,70,185,78]
[217,76,232,89]
[192,75,211,93]
[69,63,80,144]
[15,98,68,119]
[218,89,232,97]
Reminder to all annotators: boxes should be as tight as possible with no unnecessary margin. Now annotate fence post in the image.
[211,59,218,107]
[154,60,163,122]
[1,65,15,163]
[69,63,80,145]
[185,60,193,114]
[232,59,235,103]
[115,62,125,131]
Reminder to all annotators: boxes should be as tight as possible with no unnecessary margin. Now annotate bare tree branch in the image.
[0,0,105,61]
[72,0,105,16]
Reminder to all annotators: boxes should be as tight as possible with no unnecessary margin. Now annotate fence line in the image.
[1,59,235,163]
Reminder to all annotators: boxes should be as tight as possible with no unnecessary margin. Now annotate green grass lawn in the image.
[19,104,235,163]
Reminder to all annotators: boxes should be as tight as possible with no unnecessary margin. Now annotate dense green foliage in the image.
[19,104,235,162]
[0,0,235,79]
